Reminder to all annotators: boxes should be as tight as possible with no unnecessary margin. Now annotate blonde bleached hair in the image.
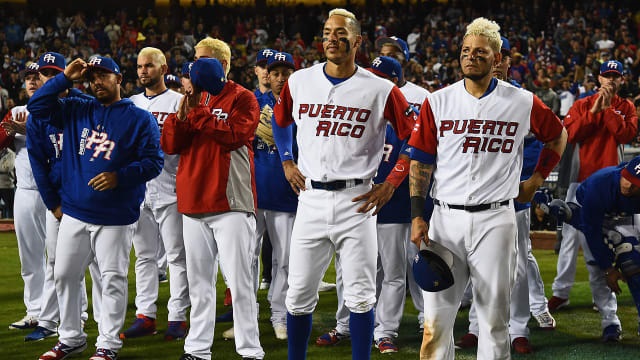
[464,17,502,54]
[328,8,361,35]
[138,47,167,66]
[195,37,231,77]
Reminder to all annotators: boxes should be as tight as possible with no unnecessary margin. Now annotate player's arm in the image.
[519,96,567,203]
[272,114,305,194]
[601,101,638,144]
[408,97,438,248]
[161,111,194,155]
[93,112,164,191]
[26,120,61,211]
[188,91,260,150]
[27,72,76,129]
[0,111,16,150]
[564,100,600,144]
[273,81,295,128]
[383,86,417,140]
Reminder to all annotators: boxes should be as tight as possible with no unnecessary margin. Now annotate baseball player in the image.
[251,51,298,340]
[1,62,47,331]
[180,62,193,95]
[24,52,103,342]
[28,56,163,360]
[373,34,430,332]
[160,38,264,360]
[314,56,422,353]
[455,36,557,354]
[254,48,276,292]
[408,18,566,359]
[273,9,415,360]
[549,59,636,338]
[539,157,640,338]
[164,74,183,93]
[120,47,189,341]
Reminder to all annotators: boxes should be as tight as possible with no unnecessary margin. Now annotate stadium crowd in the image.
[1,0,640,118]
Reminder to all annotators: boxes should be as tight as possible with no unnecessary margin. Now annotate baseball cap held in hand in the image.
[190,58,226,95]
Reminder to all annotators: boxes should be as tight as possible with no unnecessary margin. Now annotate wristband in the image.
[385,157,410,188]
[411,196,426,219]
[534,147,560,179]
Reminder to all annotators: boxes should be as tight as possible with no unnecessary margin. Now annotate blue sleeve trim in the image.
[272,114,295,162]
[409,147,435,164]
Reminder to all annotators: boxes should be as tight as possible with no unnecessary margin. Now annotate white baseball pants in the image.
[14,187,47,317]
[286,181,377,316]
[553,183,620,328]
[421,203,516,360]
[55,215,131,351]
[132,203,189,321]
[256,209,295,326]
[182,212,264,360]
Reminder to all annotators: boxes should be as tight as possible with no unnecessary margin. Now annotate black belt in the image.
[310,179,364,191]
[433,199,510,212]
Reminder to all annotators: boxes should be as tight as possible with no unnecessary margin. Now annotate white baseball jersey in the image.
[130,90,182,207]
[275,63,415,181]
[400,80,429,111]
[11,106,38,190]
[409,79,564,205]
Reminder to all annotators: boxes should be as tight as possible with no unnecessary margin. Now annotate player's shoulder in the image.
[496,79,532,100]
[401,80,430,95]
[288,63,323,83]
[162,89,184,101]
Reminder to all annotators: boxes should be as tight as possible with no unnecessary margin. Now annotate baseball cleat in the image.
[215,309,233,323]
[454,333,478,349]
[318,281,336,292]
[158,273,168,283]
[316,328,349,346]
[273,323,287,340]
[179,354,205,360]
[533,311,556,330]
[222,326,234,340]
[512,337,533,354]
[259,278,271,290]
[39,341,87,360]
[25,326,57,341]
[547,296,570,312]
[9,314,38,330]
[89,348,117,360]
[119,315,157,339]
[164,321,188,341]
[602,324,622,342]
[374,337,398,353]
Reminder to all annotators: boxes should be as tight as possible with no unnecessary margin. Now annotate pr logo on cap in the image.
[42,53,57,63]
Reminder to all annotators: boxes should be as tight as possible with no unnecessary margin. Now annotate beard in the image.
[463,70,491,81]
[141,76,160,88]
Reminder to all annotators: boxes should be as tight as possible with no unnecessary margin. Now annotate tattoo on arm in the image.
[409,160,433,198]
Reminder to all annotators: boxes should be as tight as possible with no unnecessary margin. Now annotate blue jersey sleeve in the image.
[272,113,295,162]
[26,116,61,210]
[27,73,73,128]
[578,175,616,270]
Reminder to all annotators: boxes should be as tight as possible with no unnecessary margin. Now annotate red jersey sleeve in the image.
[529,95,564,143]
[407,97,438,156]
[601,98,638,144]
[274,81,294,128]
[382,86,415,140]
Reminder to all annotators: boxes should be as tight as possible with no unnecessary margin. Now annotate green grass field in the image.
[1,231,639,359]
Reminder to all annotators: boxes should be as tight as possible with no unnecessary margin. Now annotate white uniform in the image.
[408,79,564,359]
[129,90,189,322]
[10,106,47,319]
[276,64,414,316]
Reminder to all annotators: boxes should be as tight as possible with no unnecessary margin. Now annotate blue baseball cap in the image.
[256,48,275,66]
[24,62,40,75]
[500,36,510,54]
[622,156,640,188]
[38,52,66,72]
[267,51,295,72]
[376,36,410,62]
[86,56,120,75]
[369,56,403,83]
[599,60,623,76]
[164,74,181,87]
[412,241,454,292]
[181,62,193,77]
[190,58,226,95]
